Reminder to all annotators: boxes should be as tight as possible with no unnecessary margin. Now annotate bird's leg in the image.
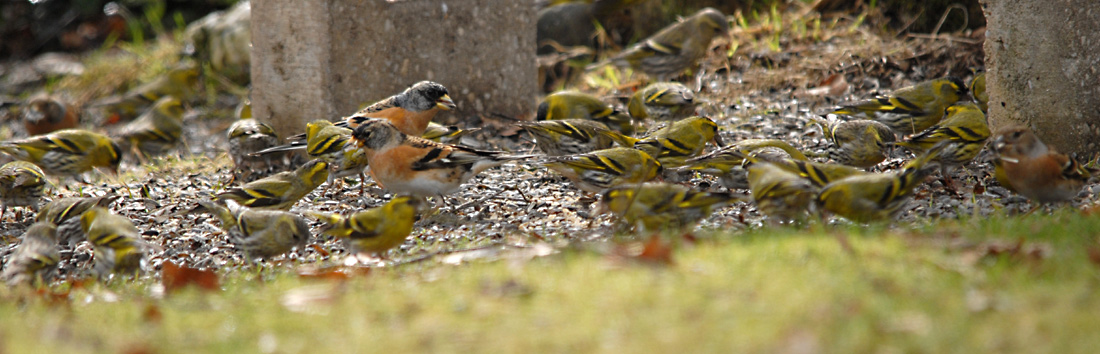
[358,172,366,196]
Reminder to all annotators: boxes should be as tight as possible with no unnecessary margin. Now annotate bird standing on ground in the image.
[681,139,807,190]
[0,161,46,220]
[37,195,120,246]
[22,94,80,136]
[1,222,60,286]
[809,116,896,169]
[91,63,200,124]
[227,118,284,182]
[832,77,967,136]
[518,119,633,156]
[216,159,330,210]
[588,7,730,80]
[306,195,425,257]
[597,182,741,232]
[894,102,990,188]
[816,143,947,222]
[287,81,456,142]
[81,207,150,277]
[192,199,311,259]
[543,147,661,193]
[350,119,534,197]
[537,90,634,134]
[0,129,122,179]
[627,82,696,121]
[992,125,1094,204]
[115,96,186,161]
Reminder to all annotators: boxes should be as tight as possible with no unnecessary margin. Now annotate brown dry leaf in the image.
[161,262,220,294]
[1087,246,1100,267]
[637,236,674,264]
[33,288,71,308]
[296,265,370,281]
[142,303,163,324]
[309,244,330,257]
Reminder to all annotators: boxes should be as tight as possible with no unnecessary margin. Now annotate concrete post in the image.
[251,0,537,137]
[982,0,1100,155]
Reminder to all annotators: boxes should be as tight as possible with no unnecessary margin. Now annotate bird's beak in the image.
[436,95,456,110]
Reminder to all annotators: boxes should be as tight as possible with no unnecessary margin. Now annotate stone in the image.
[251,0,537,137]
[982,0,1100,155]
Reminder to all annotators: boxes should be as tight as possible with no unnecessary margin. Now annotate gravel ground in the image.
[2,28,1098,282]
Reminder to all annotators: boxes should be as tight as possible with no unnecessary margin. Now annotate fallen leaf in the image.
[296,266,370,281]
[142,303,163,324]
[309,244,330,257]
[1087,247,1100,266]
[161,262,220,294]
[635,236,675,265]
[281,284,344,314]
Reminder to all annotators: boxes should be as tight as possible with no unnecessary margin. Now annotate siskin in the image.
[627,82,696,121]
[0,129,122,179]
[306,195,425,257]
[1,222,60,286]
[832,77,967,136]
[193,199,310,259]
[543,147,661,193]
[216,159,330,210]
[0,161,47,219]
[80,207,150,277]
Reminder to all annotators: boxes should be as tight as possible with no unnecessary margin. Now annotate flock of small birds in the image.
[0,6,1097,288]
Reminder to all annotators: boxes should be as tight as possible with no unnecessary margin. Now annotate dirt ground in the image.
[1,7,1097,282]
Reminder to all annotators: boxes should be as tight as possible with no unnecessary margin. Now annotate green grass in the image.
[4,212,1100,353]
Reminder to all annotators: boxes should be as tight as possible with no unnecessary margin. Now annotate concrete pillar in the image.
[982,0,1100,155]
[251,0,537,137]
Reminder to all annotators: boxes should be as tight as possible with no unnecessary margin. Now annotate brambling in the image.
[992,125,1095,204]
[287,81,455,142]
[350,119,534,197]
[22,94,79,136]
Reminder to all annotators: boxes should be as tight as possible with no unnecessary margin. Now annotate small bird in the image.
[192,199,311,259]
[306,195,425,257]
[809,116,896,169]
[745,161,819,223]
[287,81,456,141]
[970,72,987,112]
[227,118,284,182]
[257,120,371,193]
[894,102,990,188]
[114,96,186,162]
[627,82,696,121]
[80,207,150,277]
[517,119,633,156]
[350,119,534,197]
[22,94,80,136]
[37,195,120,246]
[597,182,741,232]
[0,129,122,179]
[681,138,808,189]
[992,125,1094,204]
[0,161,47,220]
[1,222,60,286]
[216,159,330,210]
[832,77,967,136]
[537,90,634,134]
[92,63,201,124]
[422,122,480,144]
[536,0,641,54]
[588,7,730,80]
[816,143,946,223]
[632,116,719,168]
[768,158,867,188]
[543,147,661,193]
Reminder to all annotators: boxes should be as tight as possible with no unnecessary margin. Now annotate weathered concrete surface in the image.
[982,0,1100,155]
[252,0,537,137]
